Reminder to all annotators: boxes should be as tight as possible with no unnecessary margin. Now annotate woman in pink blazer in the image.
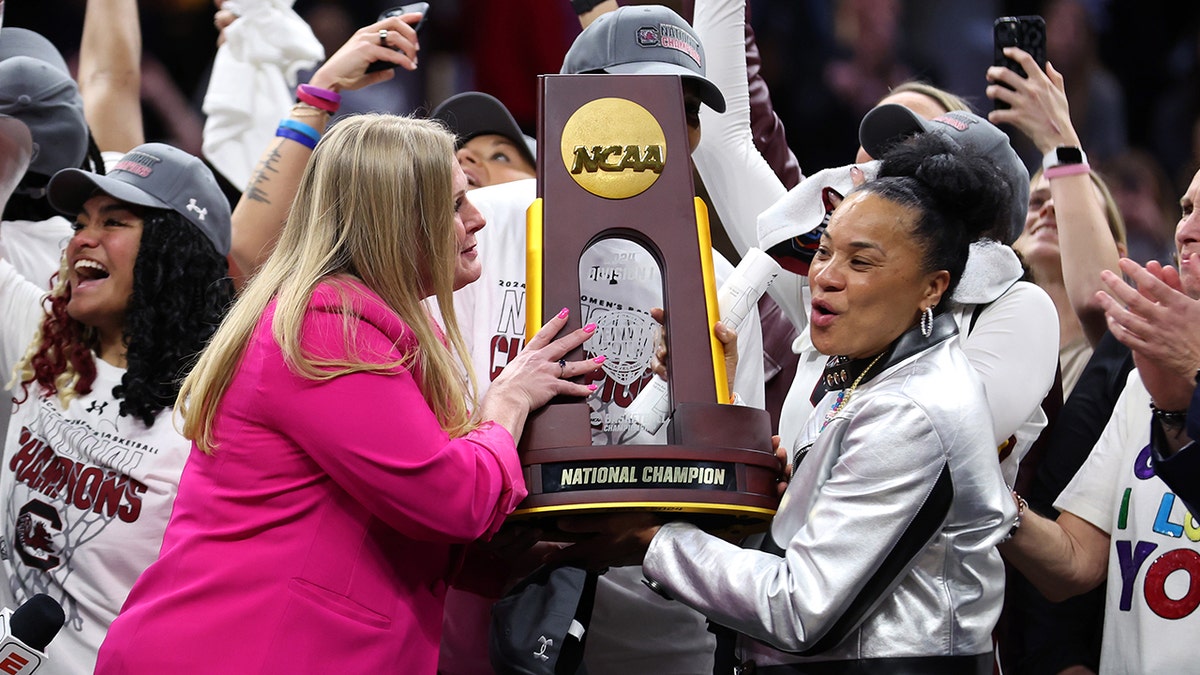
[94,115,599,673]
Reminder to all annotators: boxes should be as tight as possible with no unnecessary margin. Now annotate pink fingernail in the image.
[557,307,570,319]
[588,384,598,391]
[583,323,597,333]
[593,355,606,364]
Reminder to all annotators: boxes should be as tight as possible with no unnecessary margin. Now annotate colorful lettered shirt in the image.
[1056,370,1200,674]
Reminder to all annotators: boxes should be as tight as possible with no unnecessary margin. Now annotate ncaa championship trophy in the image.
[512,72,780,534]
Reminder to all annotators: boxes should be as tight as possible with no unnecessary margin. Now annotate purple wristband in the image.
[297,84,342,105]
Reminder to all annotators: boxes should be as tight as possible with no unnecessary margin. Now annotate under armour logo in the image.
[86,400,108,414]
[534,635,552,661]
[186,198,207,221]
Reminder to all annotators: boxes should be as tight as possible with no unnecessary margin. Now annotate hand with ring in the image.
[305,14,421,94]
[479,308,606,443]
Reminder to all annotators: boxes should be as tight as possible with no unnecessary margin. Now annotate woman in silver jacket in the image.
[559,132,1017,674]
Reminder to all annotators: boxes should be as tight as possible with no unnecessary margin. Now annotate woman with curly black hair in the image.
[0,142,232,675]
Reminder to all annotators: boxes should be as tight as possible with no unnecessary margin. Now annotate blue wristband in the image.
[278,118,322,143]
[275,126,318,150]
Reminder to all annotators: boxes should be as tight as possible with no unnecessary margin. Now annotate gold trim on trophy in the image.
[524,197,544,338]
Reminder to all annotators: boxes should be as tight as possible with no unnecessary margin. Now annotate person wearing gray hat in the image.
[0,141,233,675]
[560,4,726,157]
[0,56,89,183]
[48,142,231,256]
[0,26,104,316]
[0,30,94,227]
[561,4,726,115]
[431,92,538,189]
[857,104,1030,245]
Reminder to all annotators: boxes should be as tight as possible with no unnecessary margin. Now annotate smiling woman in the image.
[557,132,1021,672]
[0,141,233,674]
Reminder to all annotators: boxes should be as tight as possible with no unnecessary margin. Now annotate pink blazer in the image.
[96,279,526,674]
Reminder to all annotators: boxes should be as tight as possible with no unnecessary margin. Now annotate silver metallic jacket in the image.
[643,316,1016,666]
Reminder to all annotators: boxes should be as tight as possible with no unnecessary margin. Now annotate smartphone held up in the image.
[993,15,1047,111]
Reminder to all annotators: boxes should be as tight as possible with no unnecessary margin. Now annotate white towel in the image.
[201,0,323,188]
[755,161,879,252]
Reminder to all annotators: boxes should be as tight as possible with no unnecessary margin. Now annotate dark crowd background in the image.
[9,0,1200,256]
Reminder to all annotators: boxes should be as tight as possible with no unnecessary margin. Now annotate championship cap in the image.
[48,143,231,256]
[560,4,726,113]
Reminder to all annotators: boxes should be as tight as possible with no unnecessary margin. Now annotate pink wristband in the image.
[295,90,338,114]
[297,84,342,105]
[1044,162,1091,180]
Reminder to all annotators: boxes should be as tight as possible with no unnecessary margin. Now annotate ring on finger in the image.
[379,29,389,45]
[558,359,567,378]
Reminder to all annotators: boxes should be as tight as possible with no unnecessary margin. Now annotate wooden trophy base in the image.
[511,402,780,537]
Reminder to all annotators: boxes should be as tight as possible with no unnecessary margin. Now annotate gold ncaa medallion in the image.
[561,97,667,200]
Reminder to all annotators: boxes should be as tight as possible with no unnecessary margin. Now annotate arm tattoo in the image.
[245,142,286,204]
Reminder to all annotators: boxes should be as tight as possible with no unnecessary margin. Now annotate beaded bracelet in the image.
[291,102,331,119]
[297,83,342,105]
[295,87,339,114]
[1150,402,1189,429]
[1002,486,1027,542]
[1044,162,1091,180]
[278,118,321,144]
[276,126,317,150]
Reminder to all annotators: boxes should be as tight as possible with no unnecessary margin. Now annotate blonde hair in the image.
[179,114,478,453]
[887,81,973,114]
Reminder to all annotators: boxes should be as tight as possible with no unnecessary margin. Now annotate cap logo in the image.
[560,97,666,200]
[656,23,702,68]
[636,26,659,47]
[931,113,975,133]
[186,198,208,221]
[112,151,161,178]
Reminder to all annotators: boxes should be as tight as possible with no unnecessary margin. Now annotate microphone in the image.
[0,594,65,674]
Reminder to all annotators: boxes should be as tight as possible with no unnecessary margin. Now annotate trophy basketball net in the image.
[511,71,780,534]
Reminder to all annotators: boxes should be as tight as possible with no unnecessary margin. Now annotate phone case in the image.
[366,3,429,73]
[993,16,1047,109]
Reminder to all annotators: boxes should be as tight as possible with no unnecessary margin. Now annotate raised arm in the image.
[689,0,787,259]
[988,47,1122,348]
[229,15,421,281]
[78,0,144,152]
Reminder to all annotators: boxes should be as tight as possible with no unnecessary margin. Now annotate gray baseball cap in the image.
[560,4,726,114]
[431,92,537,167]
[0,55,88,179]
[47,143,231,256]
[0,116,33,207]
[0,27,69,72]
[858,104,1029,244]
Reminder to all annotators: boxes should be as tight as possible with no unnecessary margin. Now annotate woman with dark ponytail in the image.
[555,133,1017,674]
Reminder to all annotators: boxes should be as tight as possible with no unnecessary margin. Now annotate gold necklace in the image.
[821,351,886,430]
